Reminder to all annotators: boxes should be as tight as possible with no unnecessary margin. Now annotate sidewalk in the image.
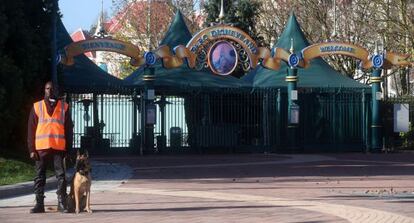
[0,161,132,206]
[1,153,414,223]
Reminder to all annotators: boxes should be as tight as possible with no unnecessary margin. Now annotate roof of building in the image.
[243,13,369,90]
[70,29,95,58]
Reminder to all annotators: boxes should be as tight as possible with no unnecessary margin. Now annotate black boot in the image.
[30,194,45,213]
[57,195,67,213]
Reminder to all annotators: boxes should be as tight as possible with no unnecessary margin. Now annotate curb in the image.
[0,177,57,199]
[0,169,74,200]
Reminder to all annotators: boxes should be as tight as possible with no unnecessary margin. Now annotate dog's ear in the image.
[84,150,89,158]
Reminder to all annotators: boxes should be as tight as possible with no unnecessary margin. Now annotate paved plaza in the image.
[1,153,414,222]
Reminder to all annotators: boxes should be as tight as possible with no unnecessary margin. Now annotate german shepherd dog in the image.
[66,150,92,214]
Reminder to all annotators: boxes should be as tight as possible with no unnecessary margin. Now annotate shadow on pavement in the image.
[92,205,284,213]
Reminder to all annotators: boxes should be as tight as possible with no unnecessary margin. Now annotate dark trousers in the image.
[34,150,66,197]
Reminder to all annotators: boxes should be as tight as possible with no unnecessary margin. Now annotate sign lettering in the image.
[61,39,144,67]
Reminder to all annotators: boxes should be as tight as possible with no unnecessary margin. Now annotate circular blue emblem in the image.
[144,51,156,65]
[288,54,299,67]
[371,54,384,68]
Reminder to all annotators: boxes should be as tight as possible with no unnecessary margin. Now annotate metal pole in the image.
[286,67,299,151]
[140,89,145,156]
[371,68,383,152]
[361,89,367,152]
[93,93,99,151]
[161,96,166,148]
[262,92,269,153]
[276,88,281,148]
[51,0,59,98]
[132,89,137,150]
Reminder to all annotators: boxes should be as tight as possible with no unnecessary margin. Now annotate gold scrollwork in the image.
[153,45,197,69]
[61,39,145,67]
[153,44,296,72]
[383,52,411,69]
[301,42,412,69]
[302,42,371,69]
[153,41,412,72]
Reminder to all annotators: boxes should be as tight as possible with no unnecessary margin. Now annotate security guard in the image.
[27,81,73,213]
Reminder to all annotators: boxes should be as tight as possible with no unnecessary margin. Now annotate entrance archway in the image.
[61,38,145,67]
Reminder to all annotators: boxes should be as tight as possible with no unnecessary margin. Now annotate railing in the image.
[70,94,138,149]
[70,88,368,154]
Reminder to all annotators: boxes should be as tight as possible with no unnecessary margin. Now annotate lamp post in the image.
[78,99,93,128]
[370,42,384,152]
[286,38,300,151]
[141,52,156,155]
[155,96,170,152]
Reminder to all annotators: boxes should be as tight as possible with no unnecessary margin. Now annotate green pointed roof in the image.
[57,19,123,94]
[124,11,249,91]
[275,12,310,52]
[159,10,192,48]
[243,13,368,90]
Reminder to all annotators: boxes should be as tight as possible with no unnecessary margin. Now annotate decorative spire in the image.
[94,0,109,38]
[290,38,294,54]
[101,0,104,21]
[218,0,225,23]
[374,40,379,55]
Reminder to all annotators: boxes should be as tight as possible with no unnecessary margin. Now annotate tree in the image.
[203,0,260,43]
[168,0,203,33]
[0,0,55,154]
[372,0,414,95]
[95,0,175,78]
[254,0,413,91]
[100,0,202,78]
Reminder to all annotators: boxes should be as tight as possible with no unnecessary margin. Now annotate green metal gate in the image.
[70,93,141,154]
[70,88,369,154]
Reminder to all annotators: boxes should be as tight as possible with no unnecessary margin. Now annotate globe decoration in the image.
[371,54,384,69]
[208,41,238,76]
[288,53,299,67]
[144,51,157,66]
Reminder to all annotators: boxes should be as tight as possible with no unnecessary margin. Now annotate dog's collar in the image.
[79,170,91,176]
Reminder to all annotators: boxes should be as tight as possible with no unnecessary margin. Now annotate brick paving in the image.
[1,153,414,223]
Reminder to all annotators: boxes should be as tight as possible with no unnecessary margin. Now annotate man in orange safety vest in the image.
[27,81,73,213]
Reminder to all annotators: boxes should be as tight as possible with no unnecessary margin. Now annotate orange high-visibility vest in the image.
[33,100,68,151]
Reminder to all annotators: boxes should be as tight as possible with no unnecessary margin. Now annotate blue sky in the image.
[60,0,113,34]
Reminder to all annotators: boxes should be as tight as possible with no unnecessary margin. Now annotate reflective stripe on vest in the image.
[34,100,68,151]
[35,134,66,140]
[37,100,65,124]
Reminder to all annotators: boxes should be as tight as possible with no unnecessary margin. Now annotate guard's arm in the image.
[27,107,39,160]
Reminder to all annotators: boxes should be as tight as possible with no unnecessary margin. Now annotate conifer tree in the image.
[0,0,54,154]
[203,0,259,43]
